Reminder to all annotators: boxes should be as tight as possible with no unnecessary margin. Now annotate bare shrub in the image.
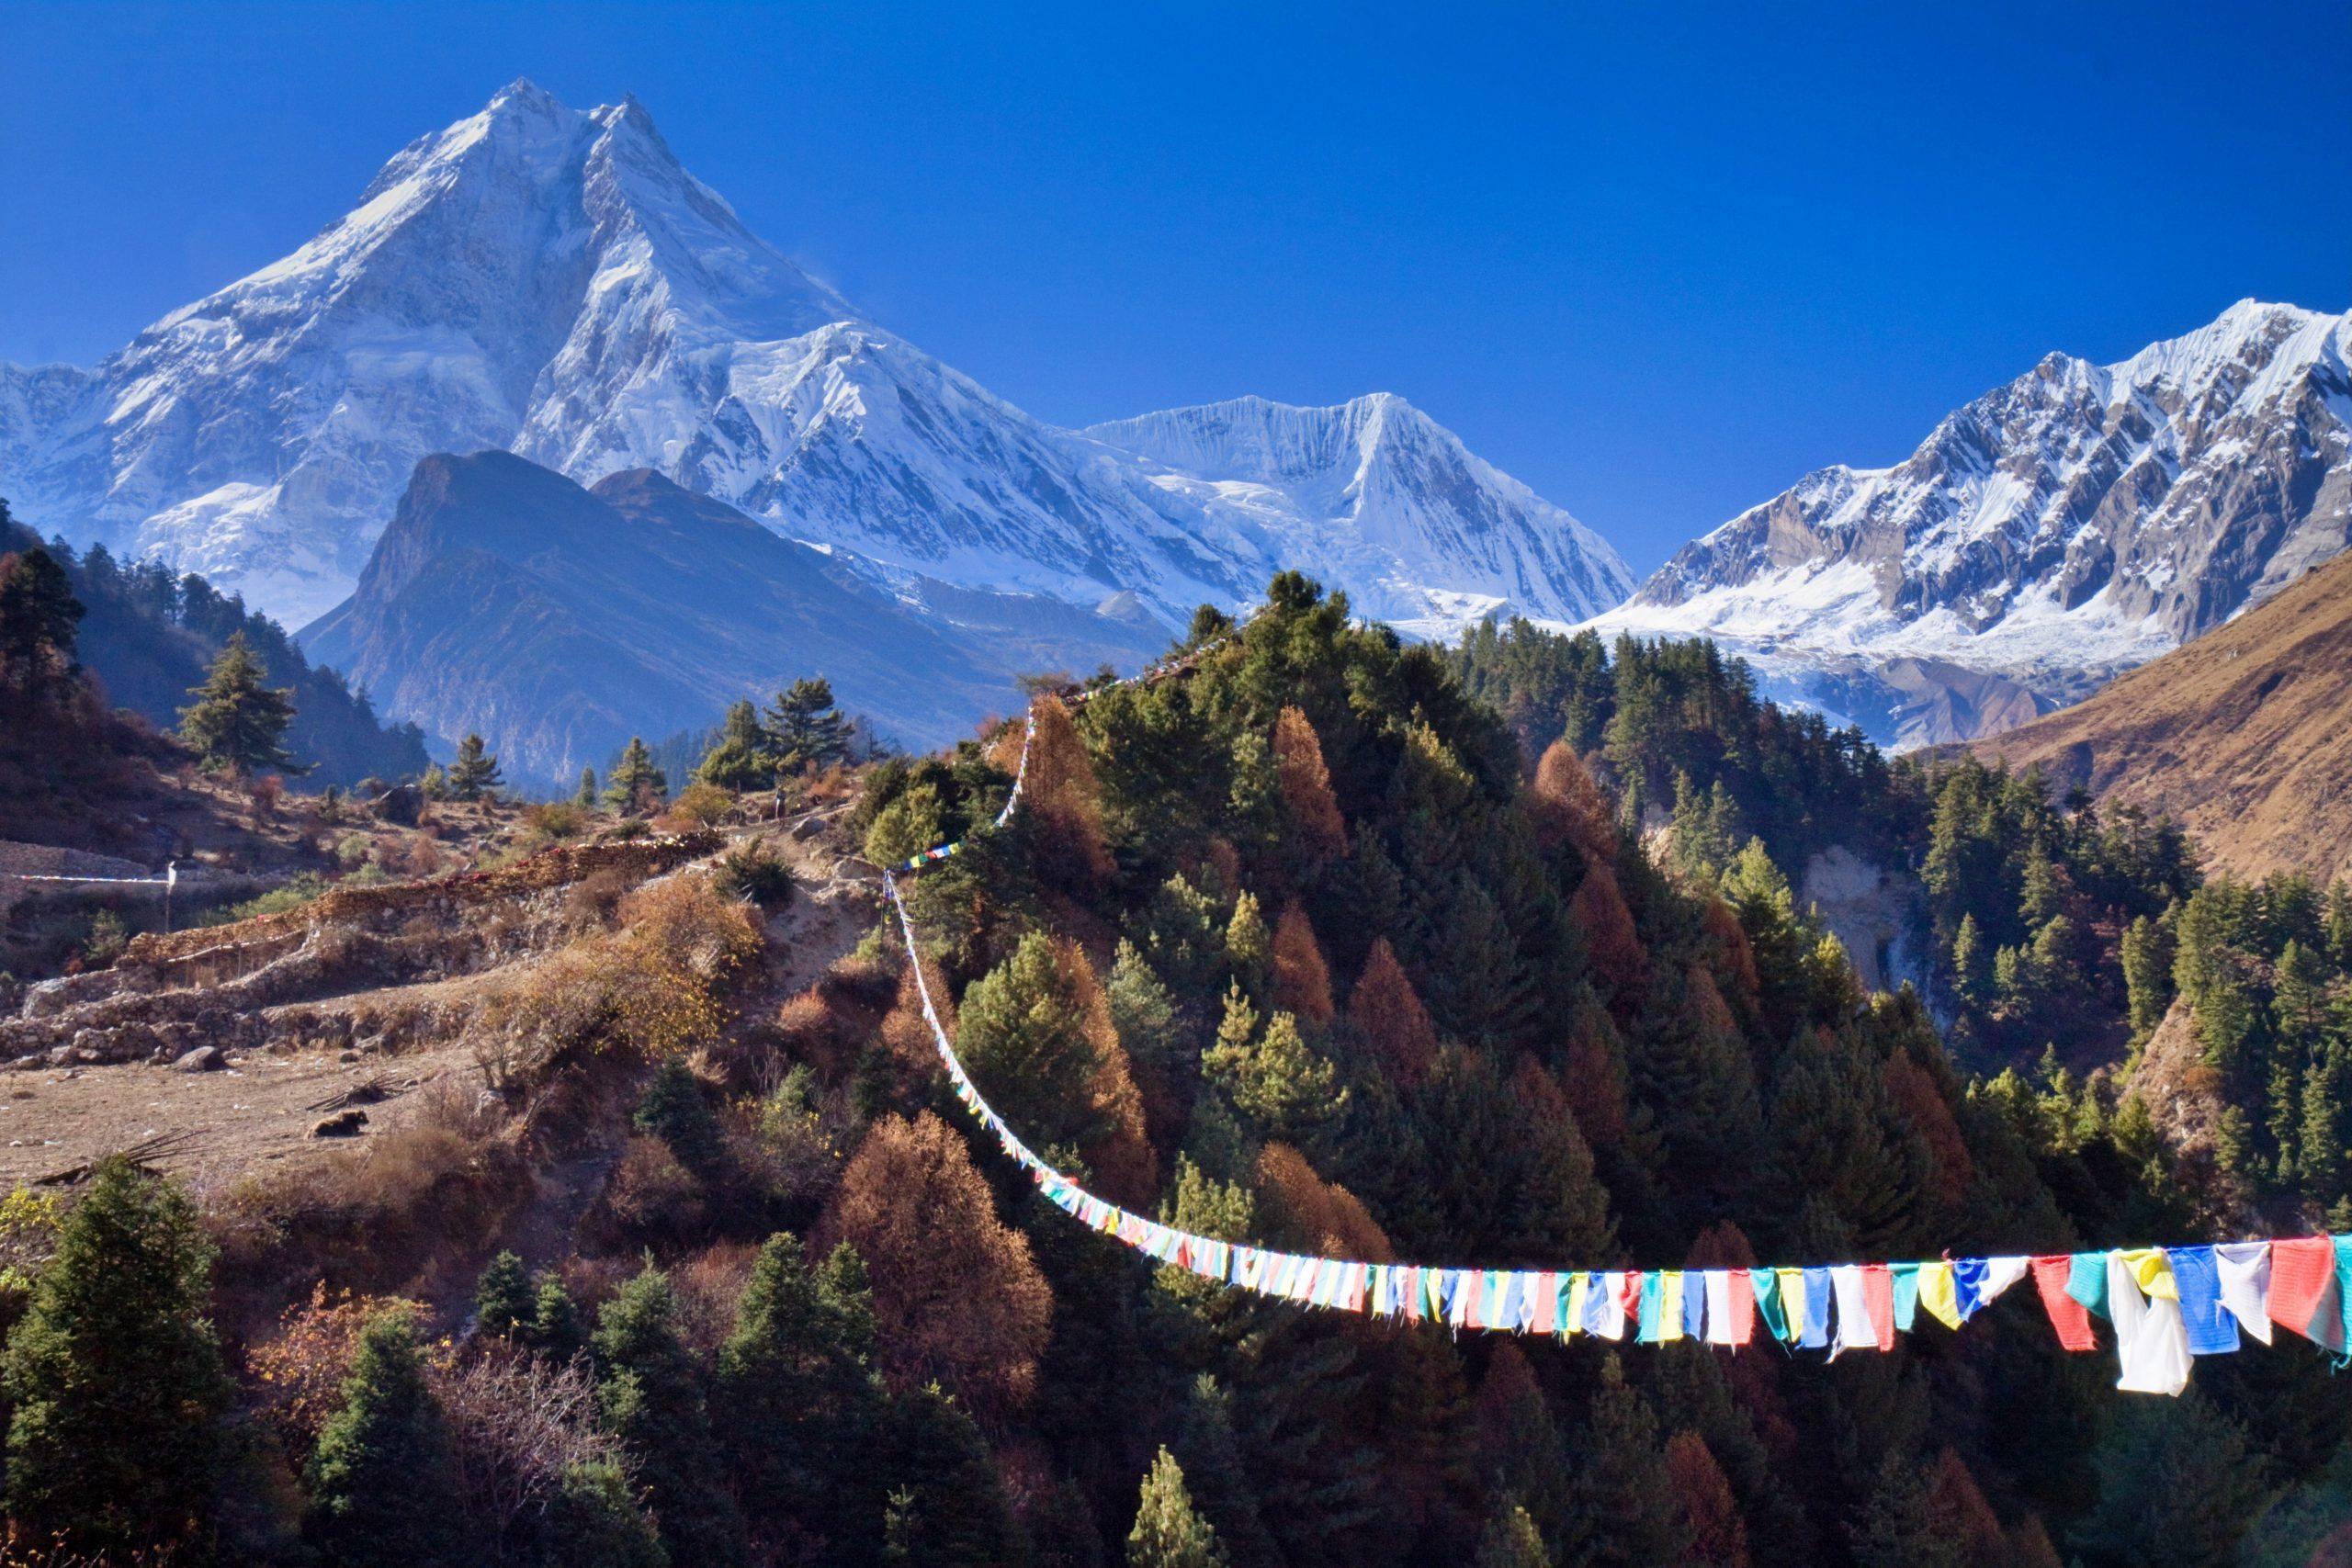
[599,1134,703,1236]
[433,1343,631,1553]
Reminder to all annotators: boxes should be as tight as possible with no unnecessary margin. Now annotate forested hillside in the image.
[1,503,429,786]
[2,576,2346,1568]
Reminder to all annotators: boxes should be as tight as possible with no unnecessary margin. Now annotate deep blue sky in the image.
[3,2,2346,572]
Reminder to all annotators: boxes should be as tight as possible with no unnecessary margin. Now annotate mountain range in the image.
[4,81,2348,764]
[0,80,1632,645]
[1588,299,2352,745]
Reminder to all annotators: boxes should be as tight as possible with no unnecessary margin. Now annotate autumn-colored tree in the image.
[827,1112,1053,1418]
[1882,1053,1973,1212]
[304,1308,466,1568]
[1559,994,1631,1149]
[1348,938,1438,1088]
[1272,705,1347,863]
[1666,1430,1750,1568]
[1568,863,1648,1010]
[1251,1143,1393,1261]
[1472,1496,1547,1568]
[1530,739,1617,866]
[1024,694,1114,885]
[1473,1343,1573,1551]
[1271,903,1335,1025]
[250,1283,432,1450]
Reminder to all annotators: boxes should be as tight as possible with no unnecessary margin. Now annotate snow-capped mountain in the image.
[0,80,1628,642]
[1087,394,1631,635]
[1587,299,2352,747]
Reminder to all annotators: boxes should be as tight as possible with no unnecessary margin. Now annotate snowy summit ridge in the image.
[0,81,1631,637]
[1586,299,2352,746]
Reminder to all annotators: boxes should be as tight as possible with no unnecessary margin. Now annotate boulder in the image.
[373,784,424,827]
[173,1045,225,1073]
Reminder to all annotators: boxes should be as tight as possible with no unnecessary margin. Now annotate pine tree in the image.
[1225,891,1272,991]
[2121,913,2172,1039]
[0,543,85,703]
[576,765,598,808]
[604,736,668,810]
[1168,1374,1279,1568]
[1951,913,1989,1009]
[765,676,852,772]
[447,731,503,800]
[718,1233,887,1561]
[1270,903,1335,1025]
[1272,705,1347,863]
[1472,1496,1547,1568]
[1127,1449,1229,1568]
[2072,1394,2268,1567]
[879,1382,1024,1567]
[697,698,772,791]
[957,931,1119,1156]
[1348,938,1439,1088]
[1203,999,1342,1142]
[3,1157,229,1558]
[594,1266,750,1566]
[533,1460,667,1568]
[303,1308,465,1568]
[634,1055,727,1178]
[179,630,300,774]
[474,1248,536,1339]
[1566,1355,1690,1564]
[1108,940,1189,1089]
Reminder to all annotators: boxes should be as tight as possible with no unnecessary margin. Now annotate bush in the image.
[200,871,334,927]
[660,782,733,831]
[523,801,587,842]
[601,1136,705,1236]
[714,842,793,908]
[80,909,129,967]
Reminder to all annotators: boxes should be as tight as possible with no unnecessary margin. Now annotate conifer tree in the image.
[531,1277,588,1363]
[303,1309,465,1568]
[697,698,772,791]
[958,931,1120,1156]
[576,765,598,808]
[879,1382,1024,1567]
[179,630,300,773]
[1472,1496,1547,1568]
[1348,938,1438,1088]
[534,1459,667,1568]
[447,731,503,800]
[634,1055,727,1178]
[1225,891,1272,991]
[1169,1374,1279,1568]
[3,1157,229,1558]
[1951,913,1989,1009]
[2120,913,2172,1037]
[718,1232,887,1559]
[0,543,85,703]
[474,1248,536,1339]
[1108,940,1189,1089]
[1127,1449,1229,1568]
[1202,997,1342,1142]
[1270,903,1335,1025]
[1271,705,1347,863]
[594,1266,750,1566]
[1567,1355,1690,1564]
[604,736,667,810]
[764,676,852,772]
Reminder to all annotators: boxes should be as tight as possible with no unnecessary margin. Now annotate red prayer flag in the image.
[2030,1256,2095,1351]
[2269,1236,2346,1350]
[1860,1264,1896,1350]
[1726,1269,1757,1347]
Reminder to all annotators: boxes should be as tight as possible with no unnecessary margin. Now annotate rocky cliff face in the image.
[1589,300,2352,747]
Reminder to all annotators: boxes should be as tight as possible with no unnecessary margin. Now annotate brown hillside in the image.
[1973,551,2352,884]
